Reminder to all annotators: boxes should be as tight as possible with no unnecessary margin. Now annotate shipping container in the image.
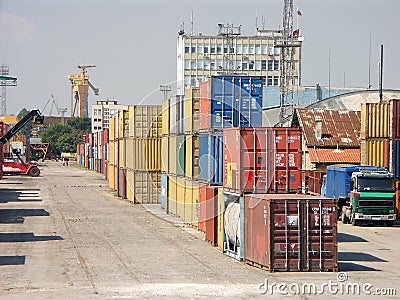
[396,180,400,218]
[303,170,326,195]
[175,176,185,220]
[185,134,199,178]
[365,138,390,168]
[114,165,119,193]
[108,163,115,190]
[119,138,126,168]
[161,173,168,209]
[244,194,338,272]
[118,168,127,199]
[223,127,302,194]
[223,193,244,260]
[118,110,130,138]
[217,188,224,251]
[169,96,178,135]
[103,128,109,144]
[183,178,199,227]
[199,76,263,131]
[168,174,177,215]
[392,140,400,179]
[184,87,200,133]
[109,118,116,141]
[198,132,223,185]
[361,102,391,139]
[126,170,160,204]
[161,136,169,173]
[161,99,170,136]
[128,105,162,138]
[392,99,400,139]
[169,135,177,175]
[176,135,185,176]
[199,184,218,238]
[177,95,184,134]
[133,137,161,171]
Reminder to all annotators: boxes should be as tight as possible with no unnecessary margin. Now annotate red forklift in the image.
[0,110,44,177]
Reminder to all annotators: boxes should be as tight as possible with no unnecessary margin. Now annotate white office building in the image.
[91,100,128,132]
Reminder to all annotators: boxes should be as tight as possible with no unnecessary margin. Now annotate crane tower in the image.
[68,65,99,117]
[275,0,302,126]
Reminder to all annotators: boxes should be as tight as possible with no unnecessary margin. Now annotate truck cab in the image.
[342,169,396,226]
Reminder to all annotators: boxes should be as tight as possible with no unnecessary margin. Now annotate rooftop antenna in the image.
[262,15,266,30]
[256,11,259,30]
[190,12,194,36]
[179,16,184,34]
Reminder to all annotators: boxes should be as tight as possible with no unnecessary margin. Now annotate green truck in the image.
[321,165,396,226]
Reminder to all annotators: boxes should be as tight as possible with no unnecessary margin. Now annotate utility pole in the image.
[160,84,171,100]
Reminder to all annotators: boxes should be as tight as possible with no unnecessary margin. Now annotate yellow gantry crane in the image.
[68,65,99,117]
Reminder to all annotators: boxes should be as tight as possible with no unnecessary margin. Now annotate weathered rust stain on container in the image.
[244,194,338,272]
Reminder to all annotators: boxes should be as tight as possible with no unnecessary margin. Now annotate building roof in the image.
[0,115,18,124]
[308,148,360,164]
[293,108,361,147]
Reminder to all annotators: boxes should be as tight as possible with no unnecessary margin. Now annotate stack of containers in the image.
[102,128,109,180]
[198,75,264,248]
[117,110,129,199]
[125,105,162,204]
[360,99,400,218]
[108,117,116,191]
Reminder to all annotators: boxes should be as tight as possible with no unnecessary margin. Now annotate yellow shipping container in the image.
[365,138,390,168]
[119,138,126,168]
[217,187,225,251]
[185,134,199,178]
[184,178,199,228]
[128,105,162,138]
[109,117,115,141]
[161,99,170,136]
[109,141,115,166]
[118,109,130,139]
[184,87,200,133]
[176,177,185,220]
[134,137,161,170]
[125,138,134,170]
[126,170,161,204]
[161,136,169,172]
[168,175,177,215]
[361,102,391,139]
[108,162,115,191]
[169,135,177,175]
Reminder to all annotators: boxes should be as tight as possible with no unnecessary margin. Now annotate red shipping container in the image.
[199,81,210,131]
[88,132,94,147]
[103,128,109,144]
[244,193,338,272]
[198,184,218,235]
[392,99,400,139]
[223,127,302,194]
[303,170,326,195]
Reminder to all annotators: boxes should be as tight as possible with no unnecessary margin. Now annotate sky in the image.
[0,0,399,116]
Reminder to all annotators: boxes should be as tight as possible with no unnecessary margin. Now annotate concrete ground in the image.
[0,162,399,299]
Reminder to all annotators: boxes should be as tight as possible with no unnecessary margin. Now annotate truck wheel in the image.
[351,214,358,226]
[29,166,40,177]
[386,221,394,227]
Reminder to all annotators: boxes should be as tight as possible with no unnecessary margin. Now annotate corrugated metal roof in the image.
[295,108,360,147]
[308,148,360,163]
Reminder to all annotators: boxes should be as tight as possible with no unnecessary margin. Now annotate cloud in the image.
[0,11,36,43]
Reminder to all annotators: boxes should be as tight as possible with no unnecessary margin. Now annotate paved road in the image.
[0,162,399,299]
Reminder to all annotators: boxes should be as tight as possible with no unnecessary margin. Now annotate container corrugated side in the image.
[133,137,161,171]
[176,176,185,220]
[169,96,178,135]
[161,173,168,209]
[109,117,116,141]
[183,178,199,227]
[119,138,126,168]
[126,170,160,204]
[161,136,169,173]
[169,135,177,175]
[184,87,200,133]
[199,185,218,243]
[198,132,223,185]
[108,141,115,166]
[392,99,400,139]
[363,102,391,138]
[396,180,400,218]
[176,135,185,176]
[185,134,199,178]
[128,105,162,138]
[365,138,390,168]
[217,187,224,251]
[161,99,170,136]
[244,193,338,272]
[118,168,127,199]
[392,139,400,179]
[168,174,177,215]
[118,110,129,139]
[125,138,134,170]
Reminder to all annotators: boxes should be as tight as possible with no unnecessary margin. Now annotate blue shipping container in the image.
[202,76,263,130]
[161,173,167,209]
[198,132,223,185]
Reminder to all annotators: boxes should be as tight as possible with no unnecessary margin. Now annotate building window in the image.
[217,44,222,54]
[236,44,242,54]
[204,44,209,54]
[210,60,216,70]
[261,60,267,70]
[268,45,273,55]
[191,60,196,70]
[185,44,190,53]
[268,60,273,71]
[249,45,255,54]
[197,44,203,54]
[211,44,216,54]
[191,45,196,53]
[235,60,242,70]
[274,60,279,70]
[242,45,248,55]
[185,59,190,70]
[184,75,190,86]
[255,60,261,70]
[223,45,228,54]
[267,76,273,86]
[255,44,261,54]
[197,60,203,70]
[242,61,248,70]
[217,59,223,70]
[274,77,279,86]
[204,59,210,70]
[261,44,267,54]
[274,47,281,55]
[248,60,254,70]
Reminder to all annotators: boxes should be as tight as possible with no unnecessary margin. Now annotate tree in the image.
[16,108,32,136]
[40,123,83,155]
[67,117,91,132]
